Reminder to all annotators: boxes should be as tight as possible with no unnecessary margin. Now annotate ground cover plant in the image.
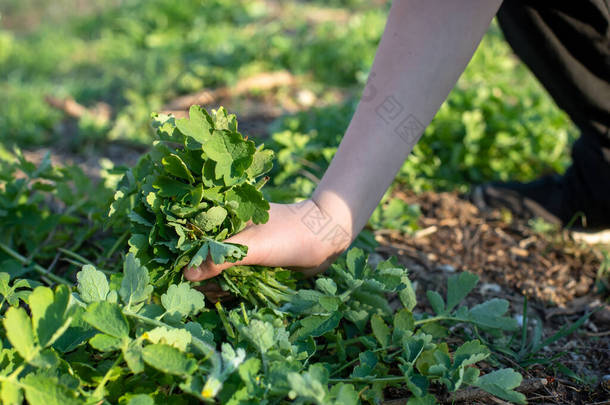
[0,107,533,404]
[0,1,607,403]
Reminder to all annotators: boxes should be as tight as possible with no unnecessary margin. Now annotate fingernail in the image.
[184,266,204,281]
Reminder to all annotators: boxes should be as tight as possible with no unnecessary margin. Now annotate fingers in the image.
[183,230,260,281]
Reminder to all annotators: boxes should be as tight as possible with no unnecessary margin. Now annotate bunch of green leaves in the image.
[109,106,275,289]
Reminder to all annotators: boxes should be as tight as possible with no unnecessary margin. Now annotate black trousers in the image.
[497,0,610,224]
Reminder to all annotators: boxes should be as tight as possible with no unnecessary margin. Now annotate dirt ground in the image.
[375,190,610,404]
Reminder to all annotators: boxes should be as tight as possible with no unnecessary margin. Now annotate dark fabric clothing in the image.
[497,0,610,226]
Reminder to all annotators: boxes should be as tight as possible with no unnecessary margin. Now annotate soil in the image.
[375,190,610,404]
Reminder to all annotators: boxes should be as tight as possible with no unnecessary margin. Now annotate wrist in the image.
[305,195,354,256]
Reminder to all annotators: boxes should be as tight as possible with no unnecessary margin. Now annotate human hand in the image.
[183,199,352,281]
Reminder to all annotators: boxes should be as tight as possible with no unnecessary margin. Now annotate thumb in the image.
[183,228,263,282]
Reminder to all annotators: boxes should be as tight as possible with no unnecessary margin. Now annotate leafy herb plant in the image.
[110,106,277,290]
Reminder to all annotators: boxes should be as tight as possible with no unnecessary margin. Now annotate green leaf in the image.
[288,364,329,404]
[153,175,192,198]
[225,183,269,224]
[162,154,196,183]
[120,253,153,306]
[315,278,337,295]
[239,320,276,353]
[474,368,526,404]
[142,343,197,376]
[142,326,191,351]
[193,206,227,231]
[426,291,445,315]
[76,265,109,303]
[28,285,72,348]
[83,301,129,338]
[0,272,33,307]
[453,340,490,368]
[371,314,391,348]
[394,309,415,336]
[161,283,205,320]
[124,339,145,374]
[330,383,358,405]
[20,373,80,405]
[3,306,38,361]
[446,272,478,312]
[204,131,255,185]
[296,312,342,339]
[351,351,378,378]
[246,147,274,178]
[89,333,123,352]
[1,380,22,405]
[188,239,247,268]
[127,394,155,405]
[176,105,213,145]
[467,299,518,331]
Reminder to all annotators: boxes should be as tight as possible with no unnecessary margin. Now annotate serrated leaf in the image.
[315,278,337,295]
[204,131,254,185]
[193,206,227,231]
[188,238,247,268]
[142,343,197,376]
[161,283,205,320]
[176,105,213,145]
[453,340,490,368]
[83,301,129,338]
[142,326,192,351]
[225,183,269,224]
[473,368,526,404]
[120,253,153,307]
[76,265,109,303]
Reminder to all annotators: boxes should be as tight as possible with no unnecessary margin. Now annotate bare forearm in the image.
[312,0,502,244]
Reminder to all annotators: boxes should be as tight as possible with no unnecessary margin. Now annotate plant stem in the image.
[328,376,405,384]
[413,316,455,325]
[93,352,123,398]
[0,242,72,285]
[105,230,129,259]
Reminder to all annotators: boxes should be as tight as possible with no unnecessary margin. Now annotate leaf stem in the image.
[0,242,72,285]
[93,352,123,398]
[328,376,405,384]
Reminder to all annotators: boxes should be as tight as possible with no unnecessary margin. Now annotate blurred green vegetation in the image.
[0,0,577,193]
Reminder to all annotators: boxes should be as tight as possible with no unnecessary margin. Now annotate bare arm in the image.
[185,0,502,281]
